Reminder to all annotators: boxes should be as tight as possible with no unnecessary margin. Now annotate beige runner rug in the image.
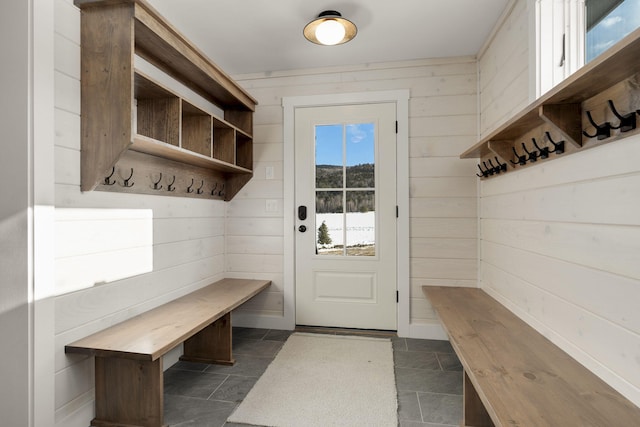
[227,332,397,427]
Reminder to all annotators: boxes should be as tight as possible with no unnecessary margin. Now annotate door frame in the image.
[282,90,410,336]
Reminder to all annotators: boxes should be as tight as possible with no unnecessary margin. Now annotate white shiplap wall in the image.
[231,58,479,329]
[53,1,226,425]
[479,0,531,138]
[477,0,640,408]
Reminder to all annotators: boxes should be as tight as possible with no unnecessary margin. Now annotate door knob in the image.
[298,225,307,232]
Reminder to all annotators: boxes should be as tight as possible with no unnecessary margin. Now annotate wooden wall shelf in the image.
[464,27,640,177]
[75,0,257,200]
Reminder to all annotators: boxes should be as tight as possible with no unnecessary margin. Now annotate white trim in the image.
[408,322,448,341]
[281,90,410,335]
[33,0,56,424]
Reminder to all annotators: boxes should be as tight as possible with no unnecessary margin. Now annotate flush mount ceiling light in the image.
[304,10,357,46]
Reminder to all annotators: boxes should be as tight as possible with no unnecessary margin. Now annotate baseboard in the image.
[232,311,292,330]
[405,321,448,340]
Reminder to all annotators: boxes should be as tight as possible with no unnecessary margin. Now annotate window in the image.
[586,0,640,62]
[535,0,640,96]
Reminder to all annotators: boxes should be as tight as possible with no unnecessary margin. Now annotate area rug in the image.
[227,332,397,427]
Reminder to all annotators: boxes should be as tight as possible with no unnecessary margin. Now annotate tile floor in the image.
[163,327,463,427]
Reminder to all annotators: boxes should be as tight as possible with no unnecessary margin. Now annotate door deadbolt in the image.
[298,225,307,232]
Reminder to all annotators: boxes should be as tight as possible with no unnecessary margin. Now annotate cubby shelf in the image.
[463,27,640,177]
[75,0,257,200]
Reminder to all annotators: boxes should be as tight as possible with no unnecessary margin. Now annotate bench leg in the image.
[463,370,494,427]
[92,356,165,427]
[181,311,235,365]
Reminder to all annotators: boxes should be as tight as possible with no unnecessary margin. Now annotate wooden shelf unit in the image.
[464,27,640,175]
[75,0,257,200]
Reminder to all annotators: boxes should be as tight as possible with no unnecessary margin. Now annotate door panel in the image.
[294,103,397,330]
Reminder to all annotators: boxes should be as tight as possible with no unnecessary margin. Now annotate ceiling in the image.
[147,0,511,76]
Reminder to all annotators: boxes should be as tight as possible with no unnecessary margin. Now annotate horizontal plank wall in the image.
[53,1,226,425]
[477,0,640,408]
[231,58,479,333]
[479,0,531,138]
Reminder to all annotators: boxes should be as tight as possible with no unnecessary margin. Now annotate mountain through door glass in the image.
[315,123,376,256]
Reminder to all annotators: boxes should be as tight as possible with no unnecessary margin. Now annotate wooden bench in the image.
[423,286,640,427]
[66,278,271,427]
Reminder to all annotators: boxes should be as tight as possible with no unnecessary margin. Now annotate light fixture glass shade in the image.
[304,10,357,46]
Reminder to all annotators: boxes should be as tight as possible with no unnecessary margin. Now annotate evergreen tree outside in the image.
[317,221,332,246]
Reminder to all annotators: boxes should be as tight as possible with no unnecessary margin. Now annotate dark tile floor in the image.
[163,327,463,427]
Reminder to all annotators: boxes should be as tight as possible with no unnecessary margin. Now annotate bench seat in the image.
[423,286,640,427]
[66,278,271,427]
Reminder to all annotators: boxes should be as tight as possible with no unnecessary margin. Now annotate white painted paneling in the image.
[410,197,477,218]
[481,172,640,225]
[226,217,283,236]
[411,238,477,259]
[411,258,477,280]
[226,236,283,254]
[482,241,640,335]
[410,94,478,117]
[226,254,284,274]
[410,177,477,198]
[482,218,640,280]
[410,157,478,177]
[410,218,477,238]
[54,32,79,80]
[478,0,531,136]
[409,135,477,158]
[409,114,477,137]
[153,217,224,244]
[55,108,80,150]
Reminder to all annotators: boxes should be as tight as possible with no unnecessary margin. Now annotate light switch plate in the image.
[265,166,275,180]
[265,199,278,212]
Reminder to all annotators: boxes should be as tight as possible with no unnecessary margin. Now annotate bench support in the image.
[181,311,235,365]
[463,371,494,427]
[93,356,165,427]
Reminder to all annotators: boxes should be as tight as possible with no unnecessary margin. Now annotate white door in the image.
[294,103,397,330]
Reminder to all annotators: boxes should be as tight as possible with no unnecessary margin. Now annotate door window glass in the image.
[315,123,376,256]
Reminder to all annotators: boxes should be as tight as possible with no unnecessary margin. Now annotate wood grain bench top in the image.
[423,286,640,427]
[66,278,270,361]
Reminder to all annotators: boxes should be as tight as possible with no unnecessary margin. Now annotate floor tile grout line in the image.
[416,390,426,423]
[435,352,444,371]
[206,374,230,400]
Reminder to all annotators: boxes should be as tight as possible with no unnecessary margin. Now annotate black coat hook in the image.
[167,175,176,192]
[583,110,611,140]
[152,173,163,190]
[493,157,507,173]
[482,161,495,176]
[487,159,499,175]
[476,164,488,178]
[122,168,134,188]
[531,138,549,159]
[186,178,195,193]
[522,142,538,162]
[211,183,218,196]
[608,100,636,132]
[544,132,565,154]
[511,146,526,166]
[218,183,225,197]
[104,167,116,186]
[196,180,204,195]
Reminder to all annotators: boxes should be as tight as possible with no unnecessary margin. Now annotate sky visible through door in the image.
[315,122,376,256]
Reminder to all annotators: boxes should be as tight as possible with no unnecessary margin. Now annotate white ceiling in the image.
[147,0,511,76]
